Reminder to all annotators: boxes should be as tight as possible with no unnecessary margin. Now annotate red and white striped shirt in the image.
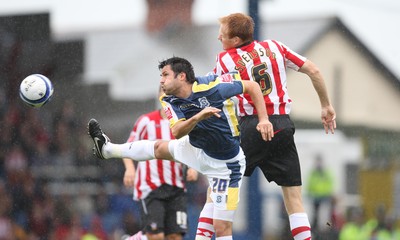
[213,40,306,116]
[126,110,185,200]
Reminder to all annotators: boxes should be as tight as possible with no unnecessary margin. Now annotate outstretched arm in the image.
[299,60,336,134]
[170,107,222,139]
[242,80,274,141]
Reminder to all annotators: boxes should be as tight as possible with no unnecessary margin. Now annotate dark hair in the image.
[158,57,196,83]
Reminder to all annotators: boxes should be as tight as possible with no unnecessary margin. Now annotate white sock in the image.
[196,203,215,240]
[103,141,155,160]
[215,236,232,240]
[195,236,213,240]
[289,212,312,240]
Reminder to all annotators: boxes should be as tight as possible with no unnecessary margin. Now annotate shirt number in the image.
[251,63,272,95]
[212,178,228,193]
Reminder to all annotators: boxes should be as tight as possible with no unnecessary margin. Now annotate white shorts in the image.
[168,136,246,221]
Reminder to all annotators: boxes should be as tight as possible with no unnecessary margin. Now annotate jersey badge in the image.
[198,97,210,108]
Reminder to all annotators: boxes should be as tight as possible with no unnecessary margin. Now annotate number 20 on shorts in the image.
[212,178,228,193]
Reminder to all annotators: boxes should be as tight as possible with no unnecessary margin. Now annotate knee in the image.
[154,140,163,153]
[153,140,174,160]
[213,220,232,237]
[153,140,167,159]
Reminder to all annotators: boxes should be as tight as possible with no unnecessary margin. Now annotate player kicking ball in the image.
[88,56,274,240]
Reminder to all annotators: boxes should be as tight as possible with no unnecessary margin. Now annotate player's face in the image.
[218,24,237,50]
[159,65,180,95]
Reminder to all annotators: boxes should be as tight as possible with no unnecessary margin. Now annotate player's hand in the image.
[123,168,136,187]
[321,105,336,134]
[198,107,221,120]
[186,168,199,182]
[257,118,274,141]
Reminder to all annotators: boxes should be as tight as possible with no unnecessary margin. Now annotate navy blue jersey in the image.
[161,73,244,160]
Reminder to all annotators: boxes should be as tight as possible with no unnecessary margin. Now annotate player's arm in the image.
[299,59,336,134]
[170,107,221,139]
[122,157,136,187]
[242,80,274,141]
[160,97,202,139]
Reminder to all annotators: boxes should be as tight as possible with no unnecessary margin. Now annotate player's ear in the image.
[179,72,186,81]
[234,36,243,45]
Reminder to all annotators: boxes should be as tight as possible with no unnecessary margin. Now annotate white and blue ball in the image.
[19,74,54,108]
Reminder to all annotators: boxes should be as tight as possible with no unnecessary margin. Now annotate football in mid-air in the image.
[19,74,54,108]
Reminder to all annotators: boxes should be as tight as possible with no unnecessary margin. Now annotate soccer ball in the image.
[19,74,54,108]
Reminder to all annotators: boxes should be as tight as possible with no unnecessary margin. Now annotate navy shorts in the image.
[239,114,302,186]
[140,184,188,236]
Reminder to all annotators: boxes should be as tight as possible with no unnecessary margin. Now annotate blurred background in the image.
[0,0,399,239]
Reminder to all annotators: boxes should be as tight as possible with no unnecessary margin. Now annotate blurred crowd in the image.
[0,101,207,240]
[302,157,400,240]
[0,101,136,240]
[337,205,400,240]
[307,200,400,240]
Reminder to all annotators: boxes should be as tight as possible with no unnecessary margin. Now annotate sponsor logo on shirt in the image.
[180,103,201,110]
[164,107,173,120]
[179,98,210,110]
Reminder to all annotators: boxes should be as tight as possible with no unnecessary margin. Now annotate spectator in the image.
[339,207,368,240]
[306,155,335,230]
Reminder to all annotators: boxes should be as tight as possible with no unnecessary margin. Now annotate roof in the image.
[329,18,400,90]
[262,0,400,80]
